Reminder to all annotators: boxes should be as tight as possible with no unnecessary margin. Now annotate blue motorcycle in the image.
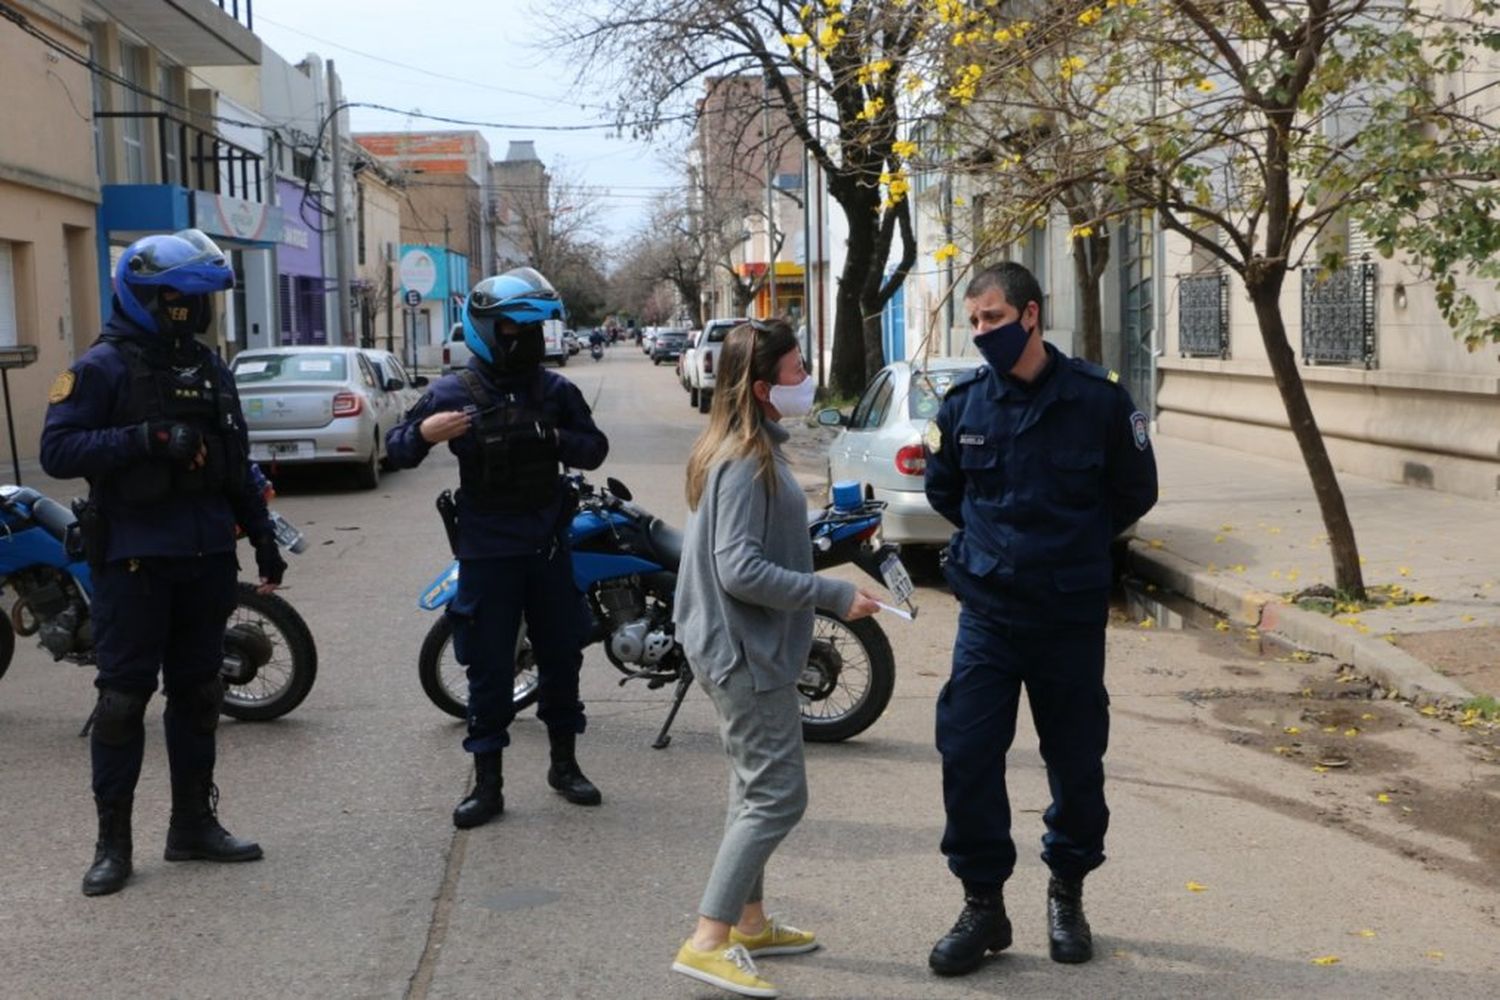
[0,484,317,721]
[416,475,911,747]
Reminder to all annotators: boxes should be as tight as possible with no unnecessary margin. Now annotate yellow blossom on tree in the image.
[1078,6,1103,26]
[948,63,983,104]
[933,242,959,263]
[1059,56,1087,82]
[784,33,812,52]
[1195,78,1216,93]
[856,96,886,122]
[1069,223,1095,239]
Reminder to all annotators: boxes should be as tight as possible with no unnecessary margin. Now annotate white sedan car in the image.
[818,357,982,547]
[231,346,424,489]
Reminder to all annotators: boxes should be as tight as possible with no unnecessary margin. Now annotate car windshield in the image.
[908,369,969,419]
[233,353,348,384]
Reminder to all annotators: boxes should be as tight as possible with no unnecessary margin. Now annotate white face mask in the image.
[767,374,816,418]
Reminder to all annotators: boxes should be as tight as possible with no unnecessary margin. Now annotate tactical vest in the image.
[456,369,560,512]
[99,340,246,507]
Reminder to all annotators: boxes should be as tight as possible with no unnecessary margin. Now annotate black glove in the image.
[254,538,288,586]
[143,421,202,463]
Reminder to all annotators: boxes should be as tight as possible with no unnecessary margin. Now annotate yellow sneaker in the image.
[671,941,779,998]
[730,918,819,957]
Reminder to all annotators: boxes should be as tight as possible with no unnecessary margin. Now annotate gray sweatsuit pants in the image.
[693,663,808,924]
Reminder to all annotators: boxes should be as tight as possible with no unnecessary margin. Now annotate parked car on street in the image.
[442,323,470,371]
[684,317,749,413]
[650,328,689,365]
[678,329,699,389]
[231,346,424,489]
[361,348,426,417]
[564,330,581,355]
[818,357,982,546]
[640,328,659,355]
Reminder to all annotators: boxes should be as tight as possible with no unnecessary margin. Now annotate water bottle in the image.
[269,509,308,554]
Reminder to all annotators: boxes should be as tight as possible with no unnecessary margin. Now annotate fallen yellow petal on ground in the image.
[1312,955,1341,966]
[1376,793,1392,804]
[1186,881,1208,892]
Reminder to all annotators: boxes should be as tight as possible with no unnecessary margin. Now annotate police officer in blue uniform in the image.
[386,268,609,829]
[40,229,286,897]
[923,262,1157,976]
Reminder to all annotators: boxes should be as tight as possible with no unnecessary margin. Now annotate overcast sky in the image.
[253,0,679,251]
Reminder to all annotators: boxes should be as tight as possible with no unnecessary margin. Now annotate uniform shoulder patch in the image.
[47,370,76,405]
[1070,357,1120,383]
[1130,410,1150,451]
[923,420,943,454]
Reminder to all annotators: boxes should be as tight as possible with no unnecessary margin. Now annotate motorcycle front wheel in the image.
[416,614,537,720]
[220,583,318,721]
[799,612,895,743]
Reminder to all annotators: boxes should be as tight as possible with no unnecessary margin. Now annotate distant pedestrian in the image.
[924,262,1158,976]
[671,319,880,998]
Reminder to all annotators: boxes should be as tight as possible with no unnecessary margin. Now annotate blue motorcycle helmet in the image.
[462,267,564,367]
[113,228,234,337]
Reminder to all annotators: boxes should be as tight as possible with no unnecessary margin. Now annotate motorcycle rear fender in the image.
[419,561,460,611]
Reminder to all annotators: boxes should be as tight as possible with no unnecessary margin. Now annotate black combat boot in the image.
[546,730,602,806]
[164,773,263,862]
[928,885,1012,976]
[82,796,134,897]
[452,751,504,829]
[1047,875,1093,964]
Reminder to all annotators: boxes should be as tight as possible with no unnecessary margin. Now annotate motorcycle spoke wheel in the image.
[798,613,895,743]
[220,585,318,721]
[418,615,539,720]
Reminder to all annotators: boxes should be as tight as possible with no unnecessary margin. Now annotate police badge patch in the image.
[923,420,942,454]
[1130,410,1150,451]
[48,370,75,404]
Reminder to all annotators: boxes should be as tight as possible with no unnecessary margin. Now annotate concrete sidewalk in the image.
[1128,435,1500,705]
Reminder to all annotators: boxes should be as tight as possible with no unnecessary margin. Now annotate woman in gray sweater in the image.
[670,319,880,998]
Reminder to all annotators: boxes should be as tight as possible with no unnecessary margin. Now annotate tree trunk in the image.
[1072,235,1103,363]
[831,212,878,396]
[1247,280,1366,598]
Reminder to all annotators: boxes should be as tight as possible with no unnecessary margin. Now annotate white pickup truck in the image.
[685,317,748,413]
[442,319,568,370]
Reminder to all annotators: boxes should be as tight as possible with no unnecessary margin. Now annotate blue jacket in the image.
[924,343,1158,626]
[39,315,273,562]
[385,360,609,558]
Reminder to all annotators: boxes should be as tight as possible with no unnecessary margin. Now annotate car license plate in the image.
[253,441,310,461]
[880,552,916,605]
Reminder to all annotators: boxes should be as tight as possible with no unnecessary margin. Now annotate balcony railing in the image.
[1178,272,1230,358]
[1301,258,1378,368]
[96,111,264,203]
[216,0,253,31]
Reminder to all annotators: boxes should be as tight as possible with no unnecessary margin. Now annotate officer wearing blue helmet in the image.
[386,267,609,828]
[40,229,285,897]
[923,262,1157,976]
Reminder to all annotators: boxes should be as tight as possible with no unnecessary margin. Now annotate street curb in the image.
[1126,540,1475,706]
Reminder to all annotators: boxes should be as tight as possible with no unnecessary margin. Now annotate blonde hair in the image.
[684,319,799,511]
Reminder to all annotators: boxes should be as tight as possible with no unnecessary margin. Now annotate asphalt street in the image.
[1,345,1497,1000]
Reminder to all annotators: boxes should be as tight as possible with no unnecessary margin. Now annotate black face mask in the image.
[488,323,545,375]
[154,292,214,338]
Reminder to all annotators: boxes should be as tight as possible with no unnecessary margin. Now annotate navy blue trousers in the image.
[90,554,238,800]
[936,607,1110,888]
[449,551,586,754]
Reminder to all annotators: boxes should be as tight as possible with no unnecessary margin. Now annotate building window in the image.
[119,43,149,184]
[1301,260,1378,368]
[0,242,19,348]
[278,274,293,342]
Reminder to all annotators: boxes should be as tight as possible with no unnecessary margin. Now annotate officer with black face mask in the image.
[40,229,285,897]
[386,268,609,829]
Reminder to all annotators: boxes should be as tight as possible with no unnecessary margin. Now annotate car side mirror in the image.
[816,408,846,428]
[606,476,634,502]
[412,375,429,388]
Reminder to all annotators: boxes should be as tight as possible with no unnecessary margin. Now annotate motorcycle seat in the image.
[30,496,77,542]
[646,518,682,573]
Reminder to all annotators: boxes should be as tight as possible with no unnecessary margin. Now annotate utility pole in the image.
[385,259,394,353]
[763,73,778,318]
[328,60,354,346]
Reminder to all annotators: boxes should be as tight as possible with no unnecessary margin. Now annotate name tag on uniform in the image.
[959,434,986,447]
